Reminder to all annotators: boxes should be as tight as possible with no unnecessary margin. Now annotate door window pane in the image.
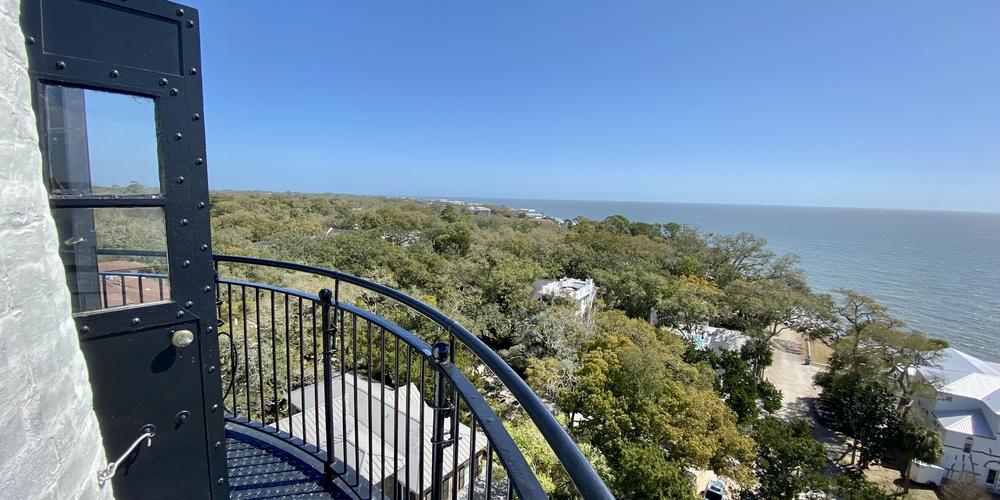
[52,207,170,312]
[42,86,160,196]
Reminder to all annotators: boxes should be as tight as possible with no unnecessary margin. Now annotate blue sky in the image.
[114,2,1000,211]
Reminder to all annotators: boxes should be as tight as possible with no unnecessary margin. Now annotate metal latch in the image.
[98,424,156,484]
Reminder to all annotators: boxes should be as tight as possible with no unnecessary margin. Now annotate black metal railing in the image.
[94,248,169,308]
[98,252,612,499]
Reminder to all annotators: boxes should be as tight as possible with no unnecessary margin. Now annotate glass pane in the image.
[52,207,170,313]
[42,86,160,196]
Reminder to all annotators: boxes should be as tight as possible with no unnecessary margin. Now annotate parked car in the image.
[812,399,837,425]
[704,479,727,500]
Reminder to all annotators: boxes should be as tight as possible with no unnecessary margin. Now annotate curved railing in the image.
[94,251,613,498]
[211,255,614,500]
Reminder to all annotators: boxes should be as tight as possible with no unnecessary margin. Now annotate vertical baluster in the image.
[101,275,109,308]
[405,348,412,500]
[319,288,336,491]
[120,275,127,306]
[256,287,265,424]
[419,357,426,498]
[430,343,450,500]
[337,282,348,476]
[284,294,291,432]
[451,387,460,500]
[158,277,164,301]
[352,314,359,486]
[485,442,494,500]
[468,417,477,500]
[379,326,386,498]
[394,337,400,500]
[367,320,374,494]
[313,301,320,448]
[299,297,306,443]
[271,290,279,428]
[227,283,236,418]
[242,285,250,420]
[138,276,144,303]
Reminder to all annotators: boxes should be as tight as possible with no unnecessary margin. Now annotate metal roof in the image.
[934,409,994,438]
[277,374,486,495]
[918,348,1000,415]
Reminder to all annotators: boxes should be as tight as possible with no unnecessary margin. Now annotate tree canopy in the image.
[202,192,934,498]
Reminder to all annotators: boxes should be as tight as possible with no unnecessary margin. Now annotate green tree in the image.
[707,232,801,285]
[440,204,463,223]
[432,223,472,256]
[506,417,613,499]
[656,275,721,332]
[616,443,696,499]
[718,348,783,424]
[562,312,756,491]
[827,291,947,415]
[826,473,892,499]
[749,418,826,498]
[816,368,900,468]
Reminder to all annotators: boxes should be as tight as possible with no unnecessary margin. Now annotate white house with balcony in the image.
[530,277,597,317]
[914,348,1000,491]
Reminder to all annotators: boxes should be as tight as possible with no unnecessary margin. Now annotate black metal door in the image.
[21,1,226,498]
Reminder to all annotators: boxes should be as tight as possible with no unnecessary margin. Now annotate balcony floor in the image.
[226,432,334,499]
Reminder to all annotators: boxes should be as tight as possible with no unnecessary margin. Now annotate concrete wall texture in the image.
[0,0,113,498]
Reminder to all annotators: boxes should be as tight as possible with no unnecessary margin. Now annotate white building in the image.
[678,324,748,354]
[466,206,491,215]
[280,373,487,500]
[914,348,1000,492]
[530,277,597,317]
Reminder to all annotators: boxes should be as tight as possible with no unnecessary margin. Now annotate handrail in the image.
[213,254,614,499]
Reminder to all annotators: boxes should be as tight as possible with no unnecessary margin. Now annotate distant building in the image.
[914,348,1000,492]
[530,277,597,317]
[466,206,491,215]
[678,324,747,354]
[281,373,486,500]
[513,208,546,220]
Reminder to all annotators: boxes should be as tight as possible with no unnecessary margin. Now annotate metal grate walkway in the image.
[226,432,334,499]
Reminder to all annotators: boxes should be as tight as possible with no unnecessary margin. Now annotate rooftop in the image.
[917,348,1000,414]
[935,408,994,438]
[280,374,486,496]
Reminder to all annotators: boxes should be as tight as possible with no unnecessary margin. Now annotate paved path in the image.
[764,327,850,469]
[764,326,822,420]
[763,328,946,498]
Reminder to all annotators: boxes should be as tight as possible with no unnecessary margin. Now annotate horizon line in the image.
[206,188,1000,216]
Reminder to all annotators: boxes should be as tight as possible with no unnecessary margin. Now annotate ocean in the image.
[464,198,1000,362]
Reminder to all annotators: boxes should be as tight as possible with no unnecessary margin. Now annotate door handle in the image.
[98,424,156,484]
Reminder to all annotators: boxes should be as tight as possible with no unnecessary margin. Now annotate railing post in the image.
[319,288,336,490]
[430,342,451,500]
